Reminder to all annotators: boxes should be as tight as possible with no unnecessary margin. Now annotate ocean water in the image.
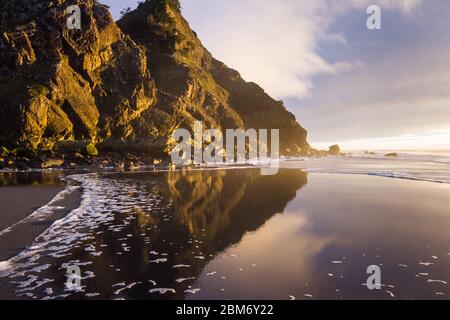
[281,151,450,184]
[0,156,449,300]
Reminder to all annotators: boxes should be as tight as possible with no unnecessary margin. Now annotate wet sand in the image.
[0,185,81,261]
[0,179,82,300]
[0,186,63,231]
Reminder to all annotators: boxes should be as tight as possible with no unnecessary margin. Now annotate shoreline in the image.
[0,182,82,262]
[0,156,449,261]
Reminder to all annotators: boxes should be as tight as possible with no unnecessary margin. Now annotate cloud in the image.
[182,0,422,99]
[296,38,450,148]
[349,0,422,13]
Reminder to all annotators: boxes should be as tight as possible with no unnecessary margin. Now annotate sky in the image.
[103,0,450,151]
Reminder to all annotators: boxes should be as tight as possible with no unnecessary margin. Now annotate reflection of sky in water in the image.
[0,169,449,299]
[191,173,450,300]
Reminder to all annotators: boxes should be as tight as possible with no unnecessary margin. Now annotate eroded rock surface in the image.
[1,0,310,157]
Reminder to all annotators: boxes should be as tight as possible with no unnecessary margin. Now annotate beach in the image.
[0,157,449,300]
[0,172,82,262]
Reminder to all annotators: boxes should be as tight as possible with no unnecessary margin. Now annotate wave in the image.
[434,158,450,164]
[348,151,450,163]
[0,185,80,237]
[282,155,450,184]
[302,167,450,184]
[366,172,448,184]
[0,173,95,278]
[0,171,167,291]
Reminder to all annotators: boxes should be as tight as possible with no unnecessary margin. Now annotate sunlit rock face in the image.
[0,0,310,155]
[119,0,310,155]
[0,0,156,150]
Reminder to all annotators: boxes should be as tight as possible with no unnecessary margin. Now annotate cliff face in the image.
[0,0,156,151]
[0,0,310,156]
[210,60,309,154]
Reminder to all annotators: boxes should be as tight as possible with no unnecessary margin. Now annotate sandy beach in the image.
[0,183,81,261]
[0,186,63,231]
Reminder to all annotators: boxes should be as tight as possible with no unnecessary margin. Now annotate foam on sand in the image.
[149,288,176,294]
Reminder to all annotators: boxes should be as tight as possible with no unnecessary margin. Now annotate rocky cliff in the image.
[0,0,310,159]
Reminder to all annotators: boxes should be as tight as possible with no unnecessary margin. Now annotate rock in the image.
[86,144,99,157]
[0,147,9,157]
[125,153,138,162]
[16,148,35,158]
[41,158,64,168]
[385,153,399,157]
[17,162,31,171]
[19,157,30,163]
[169,162,177,170]
[0,0,156,150]
[116,161,125,170]
[120,0,310,155]
[328,145,341,155]
[0,0,310,157]
[125,161,138,170]
[29,158,43,169]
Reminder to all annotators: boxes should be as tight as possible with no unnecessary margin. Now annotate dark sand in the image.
[0,185,81,261]
[0,186,62,231]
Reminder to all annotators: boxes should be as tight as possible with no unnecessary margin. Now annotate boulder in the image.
[86,144,99,157]
[41,158,64,168]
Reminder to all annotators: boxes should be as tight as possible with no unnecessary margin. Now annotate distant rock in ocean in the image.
[385,153,399,157]
[328,144,341,155]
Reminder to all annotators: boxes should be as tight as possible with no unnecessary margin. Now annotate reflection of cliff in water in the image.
[166,169,308,253]
[147,168,308,299]
[0,171,65,186]
[91,169,308,299]
[87,169,307,300]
